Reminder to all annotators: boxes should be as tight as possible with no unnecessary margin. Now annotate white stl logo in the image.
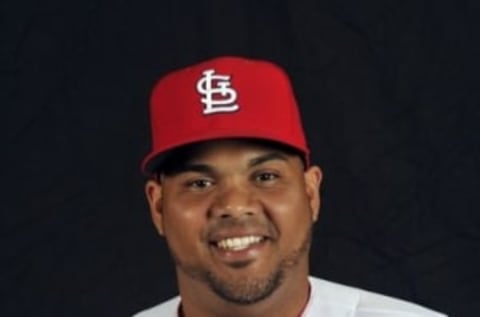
[196,69,240,114]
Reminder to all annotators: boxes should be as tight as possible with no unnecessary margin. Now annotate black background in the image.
[2,1,479,316]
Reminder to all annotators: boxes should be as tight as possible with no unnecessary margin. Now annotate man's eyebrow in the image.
[164,163,215,177]
[247,152,290,168]
[161,152,290,177]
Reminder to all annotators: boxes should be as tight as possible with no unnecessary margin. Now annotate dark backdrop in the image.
[2,1,479,316]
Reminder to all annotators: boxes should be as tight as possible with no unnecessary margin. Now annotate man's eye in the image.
[255,172,279,182]
[188,179,213,189]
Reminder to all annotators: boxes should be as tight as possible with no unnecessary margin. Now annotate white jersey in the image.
[134,276,447,317]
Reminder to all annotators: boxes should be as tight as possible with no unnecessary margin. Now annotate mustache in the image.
[205,216,278,240]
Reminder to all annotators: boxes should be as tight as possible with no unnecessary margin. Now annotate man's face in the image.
[145,140,322,304]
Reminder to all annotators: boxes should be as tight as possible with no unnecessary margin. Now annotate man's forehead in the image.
[159,138,302,176]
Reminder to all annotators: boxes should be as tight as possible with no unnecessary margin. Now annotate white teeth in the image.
[216,236,263,251]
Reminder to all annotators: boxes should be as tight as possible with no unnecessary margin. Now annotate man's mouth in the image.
[215,235,266,251]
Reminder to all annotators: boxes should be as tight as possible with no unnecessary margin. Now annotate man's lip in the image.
[209,236,271,265]
[208,228,272,243]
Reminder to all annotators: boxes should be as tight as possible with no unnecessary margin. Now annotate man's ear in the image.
[304,165,323,222]
[145,179,165,236]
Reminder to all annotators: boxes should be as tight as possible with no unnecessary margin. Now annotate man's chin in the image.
[205,268,284,305]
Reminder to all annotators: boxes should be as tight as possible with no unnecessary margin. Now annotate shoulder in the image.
[132,296,180,317]
[305,276,447,317]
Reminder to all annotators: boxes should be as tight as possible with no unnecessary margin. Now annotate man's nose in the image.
[209,181,260,219]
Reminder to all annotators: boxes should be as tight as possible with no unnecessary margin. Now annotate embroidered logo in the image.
[196,69,239,114]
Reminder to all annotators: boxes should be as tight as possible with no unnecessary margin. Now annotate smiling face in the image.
[145,139,322,306]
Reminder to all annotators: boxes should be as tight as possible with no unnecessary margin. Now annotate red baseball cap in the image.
[141,56,310,174]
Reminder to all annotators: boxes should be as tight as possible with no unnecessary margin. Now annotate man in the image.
[136,56,447,316]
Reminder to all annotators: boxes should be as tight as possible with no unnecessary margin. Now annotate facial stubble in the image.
[158,200,313,305]
[205,227,312,305]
